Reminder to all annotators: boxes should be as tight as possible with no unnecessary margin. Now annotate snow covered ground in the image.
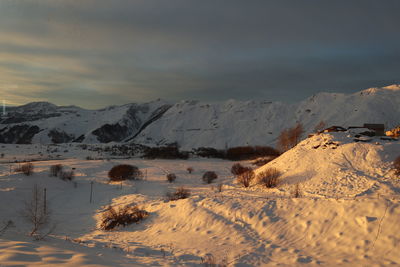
[0,133,399,266]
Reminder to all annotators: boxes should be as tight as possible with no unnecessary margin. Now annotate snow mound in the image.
[257,133,400,198]
[383,84,400,91]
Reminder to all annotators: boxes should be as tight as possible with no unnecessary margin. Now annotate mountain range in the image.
[1,85,399,149]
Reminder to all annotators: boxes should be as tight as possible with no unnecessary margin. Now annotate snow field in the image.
[0,132,399,266]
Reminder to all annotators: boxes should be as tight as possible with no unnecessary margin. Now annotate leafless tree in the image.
[237,169,255,188]
[277,123,304,152]
[22,184,55,240]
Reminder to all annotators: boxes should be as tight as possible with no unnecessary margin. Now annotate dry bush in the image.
[49,164,63,177]
[17,163,34,176]
[216,183,223,193]
[166,173,177,183]
[394,156,400,176]
[237,169,255,188]
[108,164,143,181]
[257,168,281,188]
[202,171,218,184]
[187,167,194,174]
[193,147,225,158]
[167,187,191,201]
[251,157,276,167]
[231,163,247,176]
[226,146,280,161]
[60,170,75,181]
[143,146,189,160]
[100,205,149,231]
[201,254,227,267]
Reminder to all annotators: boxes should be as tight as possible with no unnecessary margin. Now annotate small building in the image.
[363,124,385,136]
[321,126,347,133]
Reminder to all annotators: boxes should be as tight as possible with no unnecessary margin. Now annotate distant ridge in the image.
[0,85,399,148]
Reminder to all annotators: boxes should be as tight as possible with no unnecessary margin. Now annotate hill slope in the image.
[256,131,400,198]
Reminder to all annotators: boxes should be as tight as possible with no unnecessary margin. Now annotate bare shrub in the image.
[202,171,218,184]
[193,147,225,158]
[226,146,280,161]
[314,120,326,133]
[60,170,75,181]
[277,123,304,152]
[201,254,227,267]
[0,220,14,237]
[251,157,276,167]
[100,205,149,231]
[18,163,34,176]
[143,146,189,160]
[187,167,194,174]
[166,173,177,183]
[237,169,255,188]
[394,156,400,176]
[108,164,143,181]
[257,168,281,188]
[22,184,55,239]
[291,183,302,198]
[166,187,191,201]
[216,183,223,193]
[230,163,247,176]
[49,164,63,177]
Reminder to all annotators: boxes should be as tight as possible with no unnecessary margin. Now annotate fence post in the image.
[43,188,47,215]
[90,181,94,203]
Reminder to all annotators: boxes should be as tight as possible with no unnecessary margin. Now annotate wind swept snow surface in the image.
[0,133,399,266]
[257,132,400,198]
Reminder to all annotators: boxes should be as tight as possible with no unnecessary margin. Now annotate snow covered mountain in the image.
[0,100,172,144]
[0,85,399,147]
[134,85,400,149]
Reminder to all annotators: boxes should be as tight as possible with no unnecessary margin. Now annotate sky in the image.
[0,0,399,109]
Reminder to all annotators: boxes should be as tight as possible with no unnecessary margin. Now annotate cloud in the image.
[0,0,399,108]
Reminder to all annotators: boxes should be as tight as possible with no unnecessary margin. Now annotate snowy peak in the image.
[14,101,58,114]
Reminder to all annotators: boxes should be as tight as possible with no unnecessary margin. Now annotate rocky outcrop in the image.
[92,123,129,143]
[0,125,41,144]
[48,129,75,144]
